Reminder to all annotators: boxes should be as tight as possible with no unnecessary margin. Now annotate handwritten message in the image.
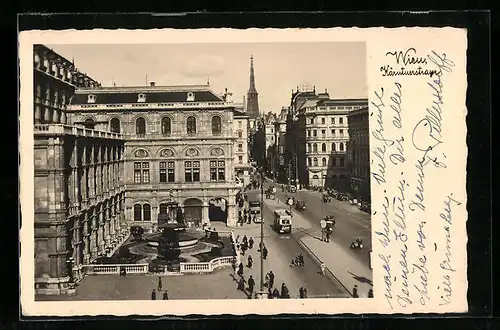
[371,46,467,313]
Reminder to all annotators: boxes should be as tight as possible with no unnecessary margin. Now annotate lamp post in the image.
[258,166,265,297]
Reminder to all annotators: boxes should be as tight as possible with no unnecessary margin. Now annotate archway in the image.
[183,198,203,226]
[311,174,320,186]
[208,197,228,223]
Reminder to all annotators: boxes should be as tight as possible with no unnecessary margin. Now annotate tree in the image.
[130,226,144,241]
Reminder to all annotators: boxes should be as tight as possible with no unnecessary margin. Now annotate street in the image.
[261,182,372,267]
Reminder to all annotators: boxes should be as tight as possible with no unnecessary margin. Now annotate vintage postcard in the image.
[19,27,468,316]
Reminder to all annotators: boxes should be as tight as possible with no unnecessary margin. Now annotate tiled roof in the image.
[319,98,368,106]
[234,109,248,117]
[70,86,224,105]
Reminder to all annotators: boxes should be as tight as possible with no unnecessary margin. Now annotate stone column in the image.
[98,209,105,255]
[88,145,96,203]
[104,204,111,250]
[80,145,88,208]
[82,212,90,265]
[202,202,209,226]
[43,107,51,122]
[52,109,60,123]
[90,210,98,260]
[103,146,108,196]
[73,140,80,210]
[34,105,41,123]
[95,147,102,200]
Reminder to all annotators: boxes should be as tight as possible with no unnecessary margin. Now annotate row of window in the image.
[308,117,346,125]
[133,161,226,184]
[308,157,345,167]
[99,116,224,136]
[134,203,186,221]
[307,129,346,138]
[307,142,345,153]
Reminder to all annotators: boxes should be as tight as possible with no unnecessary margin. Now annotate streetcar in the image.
[273,208,292,234]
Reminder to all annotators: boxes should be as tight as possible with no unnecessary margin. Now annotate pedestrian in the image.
[248,275,255,293]
[236,235,240,244]
[232,260,237,273]
[280,283,290,299]
[151,289,157,300]
[162,290,169,300]
[157,276,163,291]
[272,288,280,299]
[368,288,374,298]
[303,288,308,298]
[263,246,268,260]
[320,262,326,275]
[247,255,253,268]
[299,287,305,298]
[265,272,270,288]
[248,237,254,249]
[268,271,275,289]
[353,285,359,298]
[237,276,246,291]
[243,235,248,245]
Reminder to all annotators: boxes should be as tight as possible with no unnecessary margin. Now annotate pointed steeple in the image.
[249,55,257,93]
[246,55,260,119]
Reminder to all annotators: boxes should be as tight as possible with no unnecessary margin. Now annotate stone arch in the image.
[181,146,202,157]
[183,198,203,225]
[130,147,151,158]
[157,147,176,158]
[209,147,225,157]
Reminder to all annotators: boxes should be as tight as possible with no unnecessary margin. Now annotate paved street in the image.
[254,180,373,297]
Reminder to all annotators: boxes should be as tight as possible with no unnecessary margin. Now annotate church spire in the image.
[249,55,257,93]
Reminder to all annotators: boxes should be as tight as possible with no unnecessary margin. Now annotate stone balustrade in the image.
[83,263,149,275]
[34,124,123,140]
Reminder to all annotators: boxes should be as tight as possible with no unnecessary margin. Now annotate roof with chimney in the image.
[69,84,224,105]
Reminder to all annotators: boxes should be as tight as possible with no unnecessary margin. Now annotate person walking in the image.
[272,288,280,299]
[237,276,246,291]
[320,262,326,275]
[353,285,359,298]
[320,218,327,241]
[231,259,237,273]
[299,287,305,298]
[157,276,163,291]
[268,271,275,289]
[248,237,254,249]
[263,245,268,260]
[151,289,157,300]
[280,283,290,299]
[237,262,244,277]
[303,288,308,298]
[248,275,255,293]
[242,235,248,245]
[368,288,374,298]
[162,290,169,300]
[247,255,253,268]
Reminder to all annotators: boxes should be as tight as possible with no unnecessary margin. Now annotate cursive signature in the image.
[386,48,428,66]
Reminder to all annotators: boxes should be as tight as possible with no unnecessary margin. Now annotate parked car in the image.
[295,200,306,211]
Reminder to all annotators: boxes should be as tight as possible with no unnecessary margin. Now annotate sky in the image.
[47,42,367,113]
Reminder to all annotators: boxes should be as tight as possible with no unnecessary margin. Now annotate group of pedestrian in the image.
[352,285,374,298]
[150,276,169,300]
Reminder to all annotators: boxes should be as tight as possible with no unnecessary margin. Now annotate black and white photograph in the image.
[31,41,371,301]
[20,27,468,316]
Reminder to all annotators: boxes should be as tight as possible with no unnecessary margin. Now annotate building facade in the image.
[66,84,241,232]
[233,109,252,186]
[347,107,371,200]
[33,45,126,295]
[285,86,368,189]
[273,107,288,182]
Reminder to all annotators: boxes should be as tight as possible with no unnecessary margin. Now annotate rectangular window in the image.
[238,143,243,152]
[238,131,243,138]
[184,161,200,182]
[339,117,344,124]
[310,118,314,124]
[321,129,326,136]
[307,130,311,137]
[331,118,335,124]
[159,162,167,183]
[238,156,243,164]
[331,129,335,136]
[134,162,149,183]
[313,130,317,137]
[321,117,325,124]
[210,160,226,181]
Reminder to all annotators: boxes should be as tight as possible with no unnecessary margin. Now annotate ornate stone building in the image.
[33,45,126,296]
[347,106,370,200]
[66,83,241,232]
[233,109,252,186]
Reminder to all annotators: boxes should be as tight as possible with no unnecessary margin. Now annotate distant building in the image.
[285,86,368,189]
[347,106,370,200]
[233,109,252,186]
[246,56,260,119]
[273,107,288,182]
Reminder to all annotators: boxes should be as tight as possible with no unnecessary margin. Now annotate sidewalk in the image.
[261,197,373,298]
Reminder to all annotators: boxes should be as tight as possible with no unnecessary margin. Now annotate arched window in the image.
[339,142,344,151]
[313,143,318,153]
[187,116,197,135]
[134,204,142,221]
[322,143,327,152]
[143,204,151,221]
[83,118,95,130]
[136,117,146,136]
[322,157,327,167]
[332,143,336,151]
[110,118,120,133]
[159,203,168,214]
[313,158,318,166]
[211,116,222,135]
[161,117,171,136]
[307,143,311,153]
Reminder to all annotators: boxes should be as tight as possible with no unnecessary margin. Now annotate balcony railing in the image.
[34,124,123,140]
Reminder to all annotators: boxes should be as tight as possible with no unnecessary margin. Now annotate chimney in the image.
[150,81,156,87]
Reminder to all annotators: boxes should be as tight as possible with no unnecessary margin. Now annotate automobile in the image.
[288,185,297,193]
[295,200,306,211]
[359,201,371,213]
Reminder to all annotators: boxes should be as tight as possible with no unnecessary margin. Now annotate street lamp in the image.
[258,166,266,298]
